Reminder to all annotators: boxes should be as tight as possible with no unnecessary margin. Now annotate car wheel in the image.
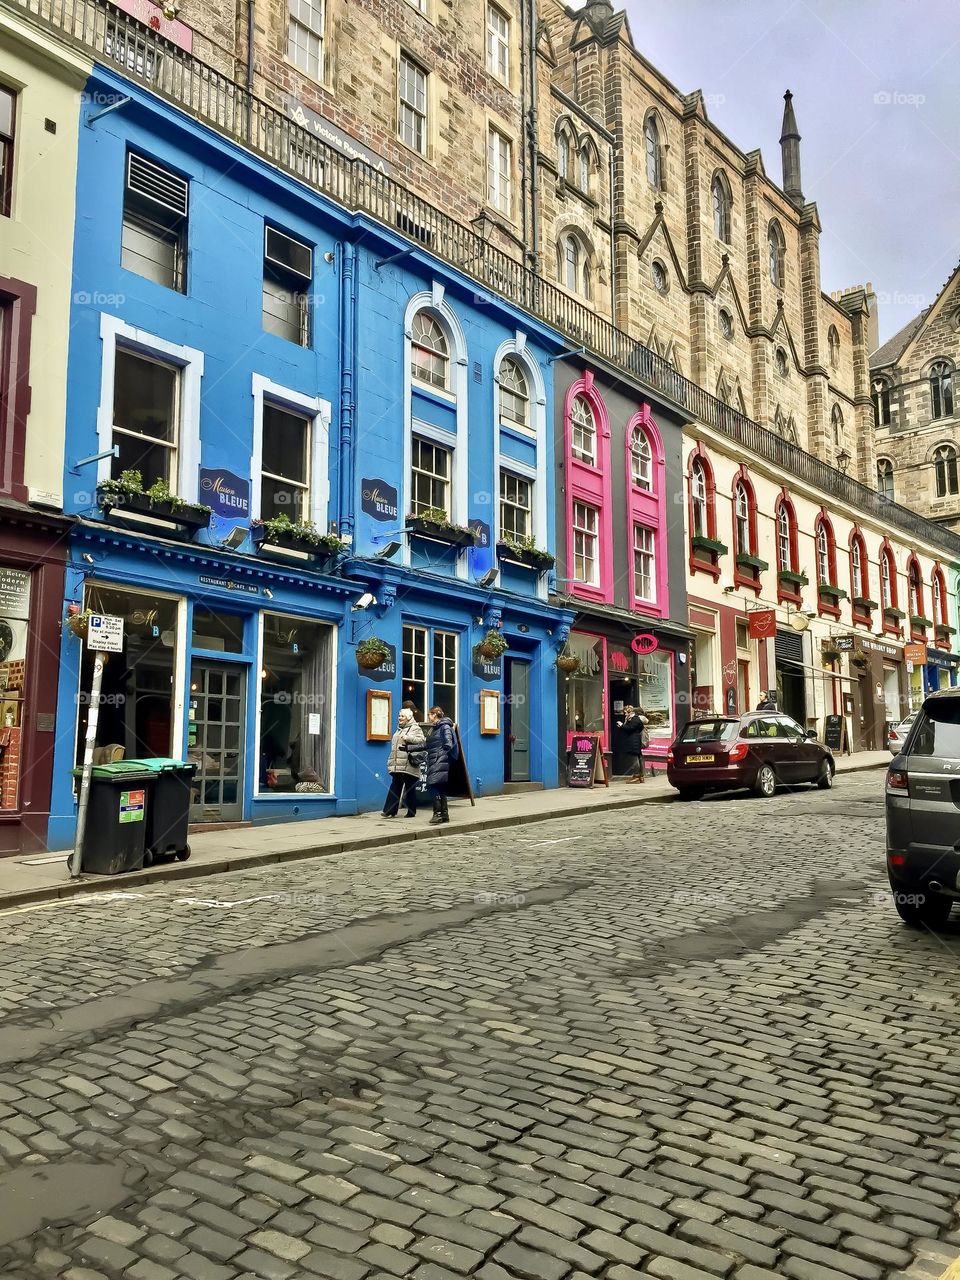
[676,787,704,802]
[816,761,835,790]
[753,765,777,798]
[891,888,953,928]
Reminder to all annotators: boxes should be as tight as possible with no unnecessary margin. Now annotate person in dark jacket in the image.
[615,704,649,782]
[756,692,778,711]
[424,705,457,825]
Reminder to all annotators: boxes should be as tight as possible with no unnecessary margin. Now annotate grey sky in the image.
[622,0,960,346]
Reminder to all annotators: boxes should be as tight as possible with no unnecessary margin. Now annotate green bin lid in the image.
[71,761,156,781]
[125,757,189,772]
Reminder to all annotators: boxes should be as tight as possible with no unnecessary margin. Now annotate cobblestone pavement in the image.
[1,772,960,1280]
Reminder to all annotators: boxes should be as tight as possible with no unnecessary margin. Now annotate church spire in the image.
[779,89,803,207]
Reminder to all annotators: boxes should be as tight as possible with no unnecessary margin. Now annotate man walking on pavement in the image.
[425,705,457,824]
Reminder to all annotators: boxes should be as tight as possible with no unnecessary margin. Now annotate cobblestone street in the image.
[2,772,960,1280]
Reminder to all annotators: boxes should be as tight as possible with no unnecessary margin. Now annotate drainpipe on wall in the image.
[245,0,255,141]
[339,242,357,543]
[518,0,528,260]
[608,139,616,322]
[527,0,540,271]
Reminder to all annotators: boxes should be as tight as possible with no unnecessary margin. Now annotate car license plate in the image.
[687,754,714,764]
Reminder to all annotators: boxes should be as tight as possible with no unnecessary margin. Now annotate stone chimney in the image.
[780,90,803,207]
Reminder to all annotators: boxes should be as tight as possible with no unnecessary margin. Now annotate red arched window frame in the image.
[775,490,801,604]
[731,466,761,595]
[848,527,872,627]
[815,511,841,619]
[688,443,722,579]
[933,563,950,648]
[907,554,926,638]
[879,540,901,636]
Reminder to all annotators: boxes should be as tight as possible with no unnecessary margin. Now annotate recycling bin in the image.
[71,762,154,875]
[127,758,196,864]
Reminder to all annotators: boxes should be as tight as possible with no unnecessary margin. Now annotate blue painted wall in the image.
[48,68,573,846]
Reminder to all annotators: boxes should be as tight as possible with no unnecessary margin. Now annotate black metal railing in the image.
[9,0,960,559]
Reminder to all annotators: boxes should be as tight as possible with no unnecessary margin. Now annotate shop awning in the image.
[551,594,695,641]
[775,654,857,683]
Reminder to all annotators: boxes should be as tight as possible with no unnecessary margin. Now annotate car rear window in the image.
[680,720,738,743]
[907,702,960,759]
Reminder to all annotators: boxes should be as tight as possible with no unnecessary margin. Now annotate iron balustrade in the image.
[8,0,960,558]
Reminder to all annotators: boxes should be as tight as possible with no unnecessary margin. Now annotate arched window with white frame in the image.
[631,426,652,491]
[734,482,751,557]
[690,458,707,537]
[410,309,450,391]
[930,360,954,420]
[497,356,529,431]
[934,443,959,497]
[570,393,596,465]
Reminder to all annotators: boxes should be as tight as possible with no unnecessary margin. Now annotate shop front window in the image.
[258,613,334,793]
[192,607,245,653]
[77,585,181,764]
[564,632,605,740]
[637,648,673,740]
[402,624,458,722]
[0,566,31,811]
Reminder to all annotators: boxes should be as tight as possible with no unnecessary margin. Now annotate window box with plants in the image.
[356,637,392,671]
[735,553,769,573]
[474,629,509,661]
[406,508,479,550]
[910,614,933,632]
[98,471,212,532]
[883,606,905,621]
[691,534,728,558]
[852,597,878,612]
[778,569,808,589]
[818,583,848,602]
[251,514,345,564]
[935,622,957,639]
[496,535,555,572]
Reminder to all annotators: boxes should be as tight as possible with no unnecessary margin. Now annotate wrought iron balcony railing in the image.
[7,0,960,558]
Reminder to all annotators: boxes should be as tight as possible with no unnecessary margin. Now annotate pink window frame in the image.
[624,404,667,617]
[564,373,613,603]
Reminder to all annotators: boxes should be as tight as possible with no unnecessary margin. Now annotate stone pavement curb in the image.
[0,755,887,914]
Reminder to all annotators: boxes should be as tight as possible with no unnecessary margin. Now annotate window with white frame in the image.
[261,402,312,520]
[411,310,449,389]
[930,361,954,420]
[633,525,655,603]
[933,573,943,624]
[776,503,792,572]
[934,443,959,497]
[398,53,428,154]
[817,524,830,585]
[263,225,313,346]
[497,356,529,430]
[570,394,596,464]
[486,3,509,81]
[572,501,599,585]
[631,427,652,490]
[690,459,707,537]
[287,0,324,80]
[500,470,531,542]
[410,436,451,515]
[881,551,893,609]
[111,347,179,487]
[487,127,512,216]
[851,538,864,599]
[734,482,750,556]
[402,624,458,722]
[121,152,188,293]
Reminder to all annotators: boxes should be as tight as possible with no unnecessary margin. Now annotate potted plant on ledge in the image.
[474,629,509,661]
[496,534,556,572]
[406,508,479,550]
[251,513,346,564]
[936,622,957,641]
[910,614,933,635]
[98,470,212,532]
[691,534,728,559]
[778,568,808,591]
[735,552,769,574]
[818,583,848,604]
[356,637,391,670]
[852,596,878,612]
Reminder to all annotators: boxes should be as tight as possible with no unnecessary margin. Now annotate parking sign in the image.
[87,614,124,652]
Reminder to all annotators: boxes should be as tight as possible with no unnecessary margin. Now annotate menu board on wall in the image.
[0,568,30,618]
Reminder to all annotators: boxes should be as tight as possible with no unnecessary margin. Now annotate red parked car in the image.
[667,712,836,800]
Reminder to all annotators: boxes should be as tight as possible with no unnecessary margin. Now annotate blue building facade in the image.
[47,67,573,846]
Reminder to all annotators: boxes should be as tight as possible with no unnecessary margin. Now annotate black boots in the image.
[428,796,450,825]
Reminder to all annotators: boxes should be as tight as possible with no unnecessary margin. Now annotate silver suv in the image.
[886,689,960,926]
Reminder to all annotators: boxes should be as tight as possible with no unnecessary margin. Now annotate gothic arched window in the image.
[930,360,954,420]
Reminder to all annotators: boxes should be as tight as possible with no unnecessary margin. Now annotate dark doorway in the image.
[504,658,531,782]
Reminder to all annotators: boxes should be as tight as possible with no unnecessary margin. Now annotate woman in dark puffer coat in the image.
[424,705,457,825]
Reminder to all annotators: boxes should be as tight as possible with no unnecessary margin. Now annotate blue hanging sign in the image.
[361,479,399,523]
[200,468,250,540]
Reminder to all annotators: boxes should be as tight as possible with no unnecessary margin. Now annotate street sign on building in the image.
[87,614,124,652]
[904,642,926,664]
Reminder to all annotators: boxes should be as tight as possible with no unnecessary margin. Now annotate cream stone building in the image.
[870,263,960,535]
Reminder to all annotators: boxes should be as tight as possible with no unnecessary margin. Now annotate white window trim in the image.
[97,314,203,500]
[251,374,331,528]
[253,610,338,798]
[493,336,548,599]
[403,288,469,577]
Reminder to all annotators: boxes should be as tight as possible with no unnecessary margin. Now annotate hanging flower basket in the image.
[475,629,509,661]
[65,610,92,639]
[356,637,391,670]
[822,647,843,664]
[556,653,581,674]
[850,649,869,669]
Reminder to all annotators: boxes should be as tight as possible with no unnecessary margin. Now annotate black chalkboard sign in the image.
[824,715,844,751]
[568,733,605,788]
